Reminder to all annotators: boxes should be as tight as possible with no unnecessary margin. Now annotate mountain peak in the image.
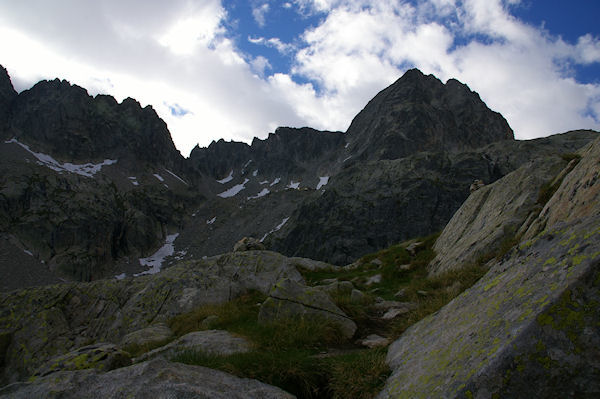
[345,69,513,160]
[0,66,17,129]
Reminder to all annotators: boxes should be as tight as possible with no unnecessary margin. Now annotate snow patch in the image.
[153,173,164,182]
[342,156,352,162]
[115,273,126,280]
[259,180,269,185]
[248,188,270,200]
[128,176,139,186]
[6,139,117,177]
[207,217,216,224]
[252,169,258,177]
[23,249,33,256]
[165,169,188,185]
[345,142,349,149]
[317,176,330,190]
[218,178,249,198]
[270,178,281,187]
[217,170,234,184]
[287,181,300,189]
[261,217,290,242]
[135,233,179,276]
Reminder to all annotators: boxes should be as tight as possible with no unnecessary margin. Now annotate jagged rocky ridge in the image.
[1,65,597,284]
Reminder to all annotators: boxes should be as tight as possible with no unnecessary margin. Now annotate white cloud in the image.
[289,0,600,139]
[252,3,270,27]
[248,36,295,54]
[0,0,598,159]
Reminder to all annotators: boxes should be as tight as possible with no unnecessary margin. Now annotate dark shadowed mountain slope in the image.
[0,67,16,129]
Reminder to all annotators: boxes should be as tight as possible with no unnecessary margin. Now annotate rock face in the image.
[0,358,295,399]
[258,278,357,339]
[428,156,567,276]
[33,343,131,377]
[7,79,185,169]
[378,137,600,398]
[0,251,306,384]
[344,69,514,161]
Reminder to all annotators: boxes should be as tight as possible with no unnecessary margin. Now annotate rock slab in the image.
[0,358,295,399]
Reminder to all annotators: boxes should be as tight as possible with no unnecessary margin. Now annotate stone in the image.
[258,278,357,339]
[382,308,412,320]
[393,289,406,299]
[398,264,411,271]
[359,334,390,349]
[32,343,131,377]
[350,289,366,303]
[405,242,423,256]
[417,290,428,297]
[365,274,382,286]
[137,330,251,362]
[371,259,383,266]
[316,280,354,296]
[469,179,485,193]
[373,301,417,312]
[120,323,173,349]
[1,358,295,399]
[233,237,266,252]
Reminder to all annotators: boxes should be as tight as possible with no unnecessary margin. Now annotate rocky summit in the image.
[0,64,599,398]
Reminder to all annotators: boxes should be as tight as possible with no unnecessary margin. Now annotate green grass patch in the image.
[168,291,345,351]
[323,347,390,399]
[388,263,487,337]
[173,347,390,399]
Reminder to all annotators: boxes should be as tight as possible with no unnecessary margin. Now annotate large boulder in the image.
[428,156,566,276]
[137,330,251,362]
[0,358,295,399]
[258,278,357,339]
[120,323,174,349]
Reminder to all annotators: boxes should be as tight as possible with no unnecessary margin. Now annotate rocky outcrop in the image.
[120,323,174,349]
[233,237,266,252]
[0,358,295,399]
[344,69,514,161]
[32,343,131,377]
[137,330,251,362]
[428,156,567,276]
[0,251,306,384]
[258,278,357,339]
[378,137,600,398]
[525,138,600,237]
[0,66,16,131]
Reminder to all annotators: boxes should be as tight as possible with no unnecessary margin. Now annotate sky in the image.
[0,0,599,157]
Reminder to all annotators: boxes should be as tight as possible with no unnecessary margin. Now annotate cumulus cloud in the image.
[0,0,598,158]
[287,0,600,139]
